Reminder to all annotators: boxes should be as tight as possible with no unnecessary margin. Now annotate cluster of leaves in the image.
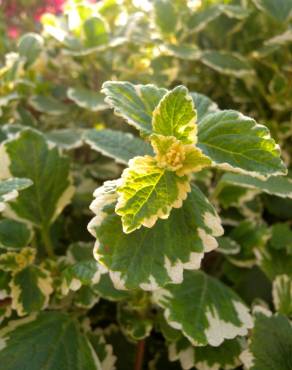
[0,0,292,369]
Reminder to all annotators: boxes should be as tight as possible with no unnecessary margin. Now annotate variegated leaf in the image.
[252,0,292,22]
[272,275,292,316]
[169,336,243,370]
[88,184,223,290]
[200,51,254,78]
[215,173,292,199]
[197,110,286,179]
[10,265,53,316]
[0,128,75,227]
[0,178,32,212]
[153,271,253,346]
[0,312,102,370]
[67,87,108,112]
[115,156,190,233]
[84,129,153,165]
[0,219,32,250]
[101,81,167,136]
[241,310,292,370]
[152,86,197,144]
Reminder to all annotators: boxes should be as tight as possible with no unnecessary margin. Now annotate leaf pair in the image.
[101,81,286,233]
[103,84,211,233]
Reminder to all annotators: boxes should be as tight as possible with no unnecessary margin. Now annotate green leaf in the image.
[101,81,167,136]
[152,86,197,144]
[89,184,223,290]
[190,92,219,122]
[188,6,221,32]
[153,0,178,35]
[73,286,99,309]
[61,260,100,295]
[217,236,241,255]
[0,178,32,212]
[252,0,292,22]
[0,247,36,273]
[115,156,191,233]
[67,87,108,111]
[272,275,292,316]
[29,95,68,115]
[10,265,53,316]
[197,110,286,179]
[201,51,254,77]
[163,44,201,61]
[0,219,32,250]
[84,129,153,165]
[241,310,292,370]
[83,16,109,47]
[46,129,84,150]
[270,223,292,251]
[169,336,243,370]
[220,5,251,19]
[0,311,102,370]
[93,273,130,301]
[17,32,43,66]
[153,271,253,346]
[118,302,153,341]
[0,128,74,227]
[215,173,292,198]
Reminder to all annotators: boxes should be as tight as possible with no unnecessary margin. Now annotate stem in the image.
[41,226,55,258]
[134,340,145,370]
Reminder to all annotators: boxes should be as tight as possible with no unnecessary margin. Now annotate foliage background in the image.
[0,0,291,369]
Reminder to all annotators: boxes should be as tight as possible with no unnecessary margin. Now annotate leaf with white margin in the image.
[101,81,167,136]
[88,184,223,290]
[0,311,102,370]
[197,110,286,179]
[118,302,153,341]
[169,336,243,370]
[116,156,191,233]
[152,86,197,144]
[84,129,153,165]
[153,0,178,35]
[61,261,100,296]
[240,310,292,370]
[187,6,221,32]
[0,247,36,273]
[88,329,116,370]
[92,274,130,301]
[0,219,32,250]
[73,286,100,309]
[10,264,53,316]
[215,173,292,199]
[0,178,32,212]
[153,270,253,346]
[0,128,75,227]
[67,87,108,112]
[163,44,202,61]
[272,275,292,316]
[46,129,84,150]
[29,95,68,115]
[200,51,254,78]
[17,32,43,66]
[83,16,109,48]
[220,4,251,19]
[252,0,292,22]
[190,92,219,122]
[217,236,241,255]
